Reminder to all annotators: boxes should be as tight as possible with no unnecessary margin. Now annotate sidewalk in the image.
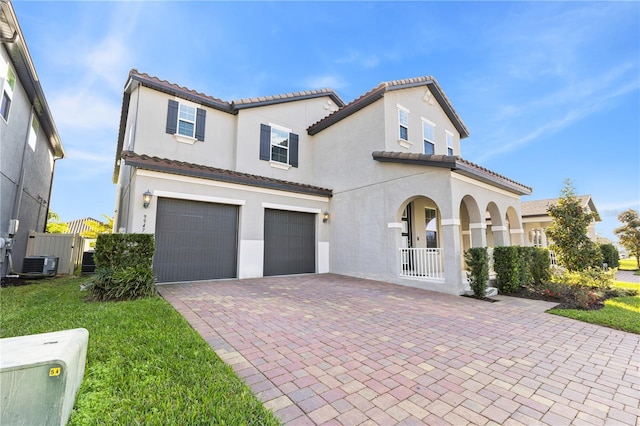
[616,269,640,283]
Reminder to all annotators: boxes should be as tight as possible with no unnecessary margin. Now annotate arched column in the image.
[441,218,464,294]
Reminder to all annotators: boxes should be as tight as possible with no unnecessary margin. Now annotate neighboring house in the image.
[0,0,64,276]
[113,70,531,295]
[521,195,600,248]
[67,217,105,235]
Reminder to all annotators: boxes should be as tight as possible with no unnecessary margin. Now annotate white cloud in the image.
[50,92,120,131]
[302,74,347,90]
[334,51,380,69]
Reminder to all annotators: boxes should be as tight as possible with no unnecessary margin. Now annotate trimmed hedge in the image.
[599,244,619,269]
[465,247,489,297]
[493,246,550,294]
[91,234,156,301]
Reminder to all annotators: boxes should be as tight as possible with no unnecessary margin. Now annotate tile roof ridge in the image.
[457,156,532,192]
[129,69,231,106]
[232,87,340,106]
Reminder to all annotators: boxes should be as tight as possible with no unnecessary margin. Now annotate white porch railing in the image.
[399,248,444,280]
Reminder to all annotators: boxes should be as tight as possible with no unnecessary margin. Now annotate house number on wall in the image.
[142,214,147,232]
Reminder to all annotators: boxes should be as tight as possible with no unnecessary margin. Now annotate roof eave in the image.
[1,0,64,158]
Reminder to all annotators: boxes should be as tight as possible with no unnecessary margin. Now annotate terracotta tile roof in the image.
[308,76,469,139]
[372,151,532,195]
[129,69,345,112]
[232,89,345,109]
[129,69,233,112]
[521,195,597,218]
[121,151,332,198]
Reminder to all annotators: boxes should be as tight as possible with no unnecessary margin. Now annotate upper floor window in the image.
[446,131,454,156]
[28,115,39,151]
[398,106,409,141]
[422,119,435,155]
[260,123,299,168]
[1,66,16,122]
[166,99,206,143]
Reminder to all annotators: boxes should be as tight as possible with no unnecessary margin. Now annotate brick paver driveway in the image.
[159,274,640,425]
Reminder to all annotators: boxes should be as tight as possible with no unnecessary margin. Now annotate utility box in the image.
[0,328,89,426]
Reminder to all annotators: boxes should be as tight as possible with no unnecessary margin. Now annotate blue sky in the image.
[14,1,640,242]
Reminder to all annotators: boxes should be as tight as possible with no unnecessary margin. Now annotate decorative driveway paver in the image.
[159,274,640,425]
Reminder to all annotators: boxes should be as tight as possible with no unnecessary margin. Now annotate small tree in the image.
[615,209,640,268]
[545,179,602,271]
[46,211,70,234]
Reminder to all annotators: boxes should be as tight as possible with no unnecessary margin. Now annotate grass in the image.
[549,280,640,334]
[619,257,639,274]
[0,276,279,425]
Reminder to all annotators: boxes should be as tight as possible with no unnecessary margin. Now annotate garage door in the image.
[154,198,238,282]
[264,209,315,276]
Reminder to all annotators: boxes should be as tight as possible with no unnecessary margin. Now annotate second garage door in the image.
[264,209,315,276]
[154,198,238,283]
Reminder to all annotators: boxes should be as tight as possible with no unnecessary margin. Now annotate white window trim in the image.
[268,122,291,165]
[177,103,196,138]
[446,130,454,155]
[422,117,436,154]
[1,68,15,123]
[397,105,410,143]
[27,113,38,151]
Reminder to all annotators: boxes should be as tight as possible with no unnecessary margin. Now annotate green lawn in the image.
[549,281,640,334]
[619,257,639,271]
[0,276,279,425]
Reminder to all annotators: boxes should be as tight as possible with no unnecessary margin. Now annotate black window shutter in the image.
[289,133,299,167]
[195,108,206,141]
[260,124,271,161]
[166,100,178,134]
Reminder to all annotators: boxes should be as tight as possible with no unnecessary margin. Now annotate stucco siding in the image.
[383,87,461,155]
[234,96,335,184]
[131,86,237,170]
[312,101,386,192]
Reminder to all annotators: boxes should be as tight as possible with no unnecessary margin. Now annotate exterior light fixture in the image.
[142,190,152,209]
[323,211,330,223]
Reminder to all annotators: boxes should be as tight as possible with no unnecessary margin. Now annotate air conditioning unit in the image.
[22,255,59,276]
[0,328,89,426]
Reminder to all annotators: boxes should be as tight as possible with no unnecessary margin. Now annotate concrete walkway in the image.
[617,269,640,284]
[159,274,640,425]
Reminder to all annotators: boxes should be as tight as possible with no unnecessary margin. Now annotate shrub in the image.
[550,266,615,290]
[493,246,523,294]
[465,247,489,297]
[91,234,156,301]
[91,266,156,301]
[529,247,551,284]
[599,244,619,268]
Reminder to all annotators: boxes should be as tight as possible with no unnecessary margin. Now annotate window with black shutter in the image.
[259,123,299,168]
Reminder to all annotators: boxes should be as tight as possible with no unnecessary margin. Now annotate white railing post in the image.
[399,248,444,280]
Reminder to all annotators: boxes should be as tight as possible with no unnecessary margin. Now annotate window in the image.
[28,115,39,151]
[422,119,435,155]
[425,208,438,248]
[178,104,195,137]
[1,66,15,122]
[165,99,206,142]
[270,126,289,164]
[446,131,454,156]
[398,107,409,141]
[259,123,299,168]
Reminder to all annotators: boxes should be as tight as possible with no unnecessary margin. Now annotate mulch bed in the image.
[0,276,29,288]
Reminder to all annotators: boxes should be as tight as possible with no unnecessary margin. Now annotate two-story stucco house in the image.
[0,0,64,276]
[113,70,531,295]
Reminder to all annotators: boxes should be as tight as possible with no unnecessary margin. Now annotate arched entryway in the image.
[398,196,444,280]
